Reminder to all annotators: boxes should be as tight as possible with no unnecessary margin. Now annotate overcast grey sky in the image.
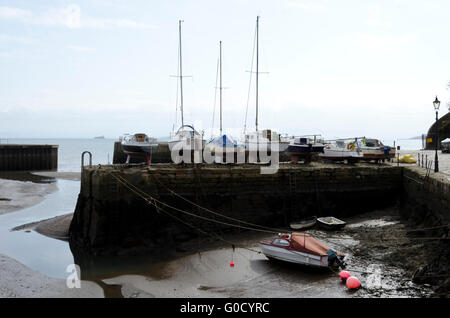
[0,0,449,139]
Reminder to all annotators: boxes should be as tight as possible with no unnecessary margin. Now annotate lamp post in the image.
[433,96,440,172]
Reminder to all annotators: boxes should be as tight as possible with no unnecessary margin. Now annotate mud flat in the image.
[32,171,81,181]
[96,209,433,298]
[0,253,103,298]
[12,213,73,240]
[0,178,57,215]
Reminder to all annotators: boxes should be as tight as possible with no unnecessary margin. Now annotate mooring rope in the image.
[108,171,449,243]
[151,175,288,233]
[109,172,284,235]
[109,172,263,254]
[102,169,450,296]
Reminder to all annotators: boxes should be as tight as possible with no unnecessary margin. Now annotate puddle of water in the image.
[0,178,79,279]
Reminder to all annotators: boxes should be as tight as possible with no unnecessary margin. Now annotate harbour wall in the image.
[69,163,403,256]
[400,166,450,291]
[0,144,58,171]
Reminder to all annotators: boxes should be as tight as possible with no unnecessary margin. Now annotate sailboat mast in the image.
[179,20,184,127]
[255,16,259,133]
[255,16,259,131]
[219,41,223,136]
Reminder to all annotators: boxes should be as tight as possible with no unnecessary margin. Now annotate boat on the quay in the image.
[169,20,205,154]
[284,136,325,162]
[356,137,395,162]
[121,133,158,164]
[319,140,363,162]
[240,17,289,158]
[259,232,346,269]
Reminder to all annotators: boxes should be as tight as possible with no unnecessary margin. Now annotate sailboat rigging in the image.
[206,41,244,163]
[168,20,205,155]
[241,16,288,157]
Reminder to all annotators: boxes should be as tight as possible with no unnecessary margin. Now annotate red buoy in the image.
[346,276,361,289]
[230,260,235,268]
[339,270,351,283]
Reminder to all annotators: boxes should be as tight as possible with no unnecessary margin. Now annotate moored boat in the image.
[317,216,346,230]
[289,216,317,230]
[259,232,346,269]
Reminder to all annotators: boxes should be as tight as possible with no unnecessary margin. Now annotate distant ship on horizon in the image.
[94,135,105,139]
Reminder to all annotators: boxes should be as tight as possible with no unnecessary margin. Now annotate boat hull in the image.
[259,243,328,268]
[319,149,363,161]
[285,144,325,154]
[121,144,158,154]
[317,217,346,230]
[290,216,317,230]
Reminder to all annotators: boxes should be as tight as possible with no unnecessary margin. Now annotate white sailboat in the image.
[241,16,287,159]
[168,20,205,156]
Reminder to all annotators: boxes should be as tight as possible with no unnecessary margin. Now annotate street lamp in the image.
[433,96,440,172]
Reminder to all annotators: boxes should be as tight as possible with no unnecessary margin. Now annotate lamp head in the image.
[433,96,440,111]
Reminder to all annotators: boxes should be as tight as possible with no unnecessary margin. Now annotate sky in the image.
[0,0,449,140]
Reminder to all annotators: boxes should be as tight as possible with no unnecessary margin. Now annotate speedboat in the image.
[317,216,346,230]
[319,140,363,162]
[259,232,346,269]
[121,133,158,164]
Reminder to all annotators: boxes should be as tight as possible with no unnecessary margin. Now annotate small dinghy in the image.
[290,216,317,230]
[317,216,346,230]
[259,232,346,269]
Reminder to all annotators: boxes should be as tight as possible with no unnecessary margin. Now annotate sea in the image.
[1,137,424,172]
[3,138,117,172]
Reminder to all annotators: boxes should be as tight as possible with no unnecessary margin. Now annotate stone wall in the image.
[69,163,403,256]
[400,167,450,293]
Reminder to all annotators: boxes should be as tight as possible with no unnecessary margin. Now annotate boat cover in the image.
[210,134,238,147]
[290,232,342,257]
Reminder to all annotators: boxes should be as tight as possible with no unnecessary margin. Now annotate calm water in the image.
[380,139,423,150]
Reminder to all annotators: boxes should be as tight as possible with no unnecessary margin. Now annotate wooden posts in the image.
[0,144,58,171]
